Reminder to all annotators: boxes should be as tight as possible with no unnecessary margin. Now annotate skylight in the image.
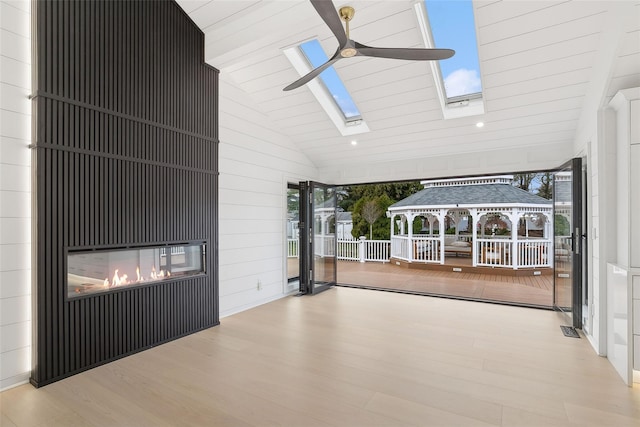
[299,39,362,122]
[415,0,485,119]
[283,39,369,136]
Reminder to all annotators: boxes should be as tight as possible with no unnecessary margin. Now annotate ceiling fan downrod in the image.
[339,6,357,58]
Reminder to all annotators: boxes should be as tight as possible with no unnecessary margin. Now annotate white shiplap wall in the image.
[317,142,573,185]
[218,76,317,317]
[0,0,31,390]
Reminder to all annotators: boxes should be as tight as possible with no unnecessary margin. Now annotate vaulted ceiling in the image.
[176,0,640,170]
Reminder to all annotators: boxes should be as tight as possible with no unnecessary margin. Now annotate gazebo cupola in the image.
[387,176,553,270]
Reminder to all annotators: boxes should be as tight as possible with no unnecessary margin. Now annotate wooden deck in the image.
[336,260,554,307]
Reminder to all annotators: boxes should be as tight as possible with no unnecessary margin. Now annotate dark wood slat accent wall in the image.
[31,0,219,387]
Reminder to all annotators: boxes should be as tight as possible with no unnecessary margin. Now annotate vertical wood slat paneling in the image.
[32,0,219,387]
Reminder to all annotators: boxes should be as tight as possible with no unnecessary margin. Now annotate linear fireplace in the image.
[67,243,207,298]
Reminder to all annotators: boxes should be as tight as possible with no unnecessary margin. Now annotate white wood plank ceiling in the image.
[176,0,640,169]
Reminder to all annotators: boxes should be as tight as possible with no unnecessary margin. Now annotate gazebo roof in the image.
[336,211,352,222]
[389,180,551,209]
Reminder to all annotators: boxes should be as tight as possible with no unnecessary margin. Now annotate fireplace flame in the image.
[112,269,122,286]
[104,265,168,288]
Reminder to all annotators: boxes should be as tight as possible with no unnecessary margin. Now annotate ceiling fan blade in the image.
[283,53,342,91]
[357,46,455,61]
[310,0,347,46]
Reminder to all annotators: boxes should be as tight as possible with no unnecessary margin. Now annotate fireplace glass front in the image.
[67,243,206,298]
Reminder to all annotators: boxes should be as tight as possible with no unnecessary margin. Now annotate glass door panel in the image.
[312,183,336,293]
[299,181,336,294]
[286,184,300,293]
[553,158,583,328]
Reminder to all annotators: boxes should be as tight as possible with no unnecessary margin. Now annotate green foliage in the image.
[339,181,422,212]
[351,193,395,240]
[537,172,553,199]
[413,217,424,234]
[287,189,299,216]
[555,214,570,236]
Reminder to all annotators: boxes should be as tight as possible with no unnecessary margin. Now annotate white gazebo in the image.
[387,176,553,270]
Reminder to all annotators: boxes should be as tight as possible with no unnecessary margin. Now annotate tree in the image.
[555,214,570,236]
[537,172,553,199]
[287,189,299,214]
[513,173,536,192]
[361,200,382,239]
[351,194,395,240]
[339,181,422,212]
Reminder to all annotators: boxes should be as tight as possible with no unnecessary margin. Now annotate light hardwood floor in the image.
[2,287,639,426]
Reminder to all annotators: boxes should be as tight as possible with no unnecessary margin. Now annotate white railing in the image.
[516,240,552,268]
[288,238,390,263]
[160,247,186,256]
[476,239,552,268]
[411,237,442,263]
[338,240,359,261]
[363,240,390,263]
[288,237,552,269]
[314,235,336,257]
[287,238,299,258]
[476,239,512,267]
[391,236,411,260]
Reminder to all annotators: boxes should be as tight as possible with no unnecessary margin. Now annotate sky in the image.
[300,40,362,120]
[425,0,482,98]
[300,0,481,118]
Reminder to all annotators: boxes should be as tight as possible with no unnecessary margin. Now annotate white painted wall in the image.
[603,88,640,385]
[0,0,31,390]
[571,0,640,369]
[317,142,572,185]
[218,76,317,318]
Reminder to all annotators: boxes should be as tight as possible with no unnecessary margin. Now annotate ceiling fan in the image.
[283,0,455,91]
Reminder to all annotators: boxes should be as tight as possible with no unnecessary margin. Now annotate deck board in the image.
[337,260,553,306]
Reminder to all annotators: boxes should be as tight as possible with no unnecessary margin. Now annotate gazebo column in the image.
[469,209,479,267]
[407,213,416,261]
[428,216,434,235]
[542,212,553,267]
[389,213,395,239]
[507,211,520,269]
[437,210,446,264]
[389,213,395,259]
[480,217,487,238]
[543,213,552,240]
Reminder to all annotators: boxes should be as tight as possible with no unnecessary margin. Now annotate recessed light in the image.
[476,122,484,128]
[351,140,358,146]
